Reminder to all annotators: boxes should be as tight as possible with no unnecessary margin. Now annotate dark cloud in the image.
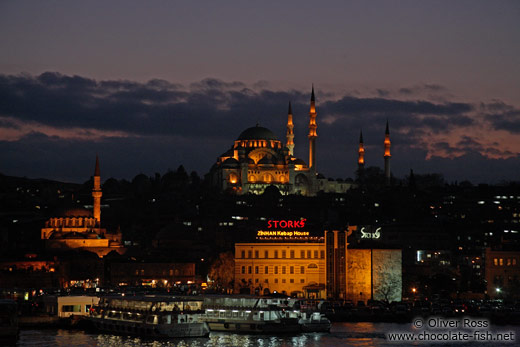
[0,72,517,183]
[457,136,483,151]
[423,84,445,91]
[190,78,246,91]
[0,117,20,129]
[376,89,390,97]
[484,101,520,133]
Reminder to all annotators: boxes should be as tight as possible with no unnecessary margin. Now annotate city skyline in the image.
[1,1,519,183]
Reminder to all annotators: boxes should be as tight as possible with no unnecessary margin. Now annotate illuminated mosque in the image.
[209,87,391,196]
[41,156,125,257]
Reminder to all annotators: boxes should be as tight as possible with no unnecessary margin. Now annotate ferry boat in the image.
[0,299,19,342]
[201,295,300,333]
[89,295,210,338]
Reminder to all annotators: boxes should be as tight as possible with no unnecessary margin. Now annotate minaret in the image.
[384,120,391,184]
[286,102,295,156]
[92,155,102,224]
[358,130,365,171]
[308,85,317,171]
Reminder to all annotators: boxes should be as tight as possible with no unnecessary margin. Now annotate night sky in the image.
[1,1,519,184]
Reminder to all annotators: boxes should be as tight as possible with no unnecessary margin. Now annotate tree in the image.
[375,270,401,303]
[208,252,235,294]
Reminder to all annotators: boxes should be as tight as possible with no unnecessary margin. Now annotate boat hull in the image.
[300,321,331,332]
[205,318,300,334]
[90,318,209,338]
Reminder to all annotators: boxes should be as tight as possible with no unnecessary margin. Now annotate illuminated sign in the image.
[360,226,381,239]
[257,230,310,237]
[267,219,306,229]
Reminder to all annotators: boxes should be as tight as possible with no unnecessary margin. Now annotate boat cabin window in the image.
[146,315,159,324]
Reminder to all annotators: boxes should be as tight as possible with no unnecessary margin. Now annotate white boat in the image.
[89,295,209,338]
[201,295,300,333]
[0,299,19,342]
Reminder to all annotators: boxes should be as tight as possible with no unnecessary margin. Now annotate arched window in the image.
[263,173,273,183]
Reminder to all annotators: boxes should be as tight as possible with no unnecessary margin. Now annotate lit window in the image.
[227,173,238,184]
[290,250,295,258]
[314,250,318,258]
[300,266,305,274]
[275,278,278,283]
[241,250,245,258]
[265,266,268,274]
[320,250,325,259]
[255,266,259,274]
[248,266,252,274]
[307,250,311,258]
[255,251,259,258]
[248,251,252,258]
[282,250,286,258]
[290,279,294,283]
[241,266,245,274]
[300,250,305,258]
[282,279,286,283]
[274,250,278,258]
[499,258,504,266]
[290,266,294,274]
[494,258,498,266]
[275,266,278,274]
[264,250,268,258]
[282,266,286,274]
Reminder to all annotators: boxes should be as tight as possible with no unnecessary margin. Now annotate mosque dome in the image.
[237,125,278,141]
[257,156,276,166]
[292,158,307,166]
[56,207,93,218]
[222,157,239,167]
[244,157,255,164]
[275,156,286,165]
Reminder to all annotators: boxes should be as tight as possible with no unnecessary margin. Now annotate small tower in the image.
[286,102,295,156]
[384,120,391,184]
[358,130,365,170]
[308,85,317,171]
[92,155,102,224]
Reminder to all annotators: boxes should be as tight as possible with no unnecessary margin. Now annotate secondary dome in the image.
[237,125,278,141]
[57,207,93,218]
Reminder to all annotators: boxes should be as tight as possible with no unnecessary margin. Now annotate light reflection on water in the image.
[15,323,520,347]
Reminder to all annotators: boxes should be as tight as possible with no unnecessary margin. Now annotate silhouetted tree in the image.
[208,252,235,293]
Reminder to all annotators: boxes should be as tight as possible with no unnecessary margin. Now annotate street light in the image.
[496,288,501,293]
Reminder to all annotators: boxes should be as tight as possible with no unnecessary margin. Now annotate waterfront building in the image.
[485,247,520,299]
[234,226,402,302]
